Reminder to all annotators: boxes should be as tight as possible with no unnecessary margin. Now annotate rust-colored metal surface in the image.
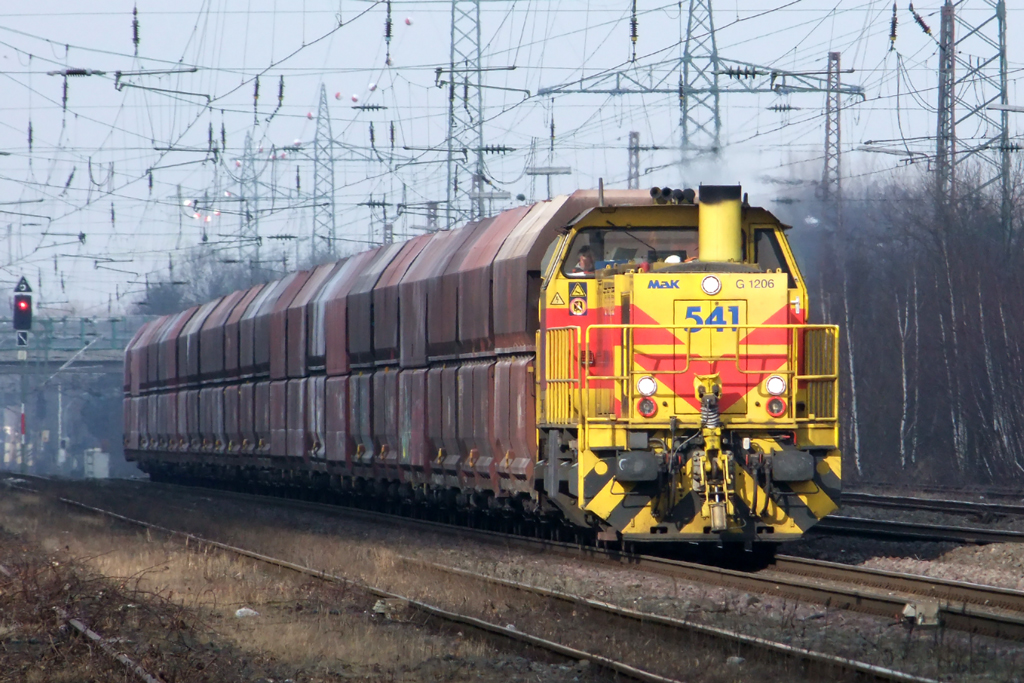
[324,376,350,467]
[130,318,161,394]
[397,230,471,368]
[372,235,432,364]
[175,391,188,451]
[239,278,287,376]
[144,395,156,450]
[185,389,200,451]
[398,369,429,481]
[124,321,151,395]
[124,398,137,450]
[269,380,288,456]
[239,383,256,453]
[158,308,198,387]
[199,388,216,451]
[349,372,373,468]
[425,367,444,473]
[285,378,307,458]
[266,270,314,379]
[224,384,240,454]
[199,288,247,380]
[285,261,342,378]
[254,381,271,454]
[426,218,492,359]
[457,206,531,353]
[319,249,380,374]
[440,366,461,486]
[509,357,537,487]
[224,284,267,378]
[307,375,326,460]
[182,298,222,384]
[371,369,401,479]
[136,396,148,449]
[143,316,175,390]
[160,393,177,451]
[346,242,407,366]
[492,192,652,351]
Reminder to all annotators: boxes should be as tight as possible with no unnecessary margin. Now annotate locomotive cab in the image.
[539,185,841,544]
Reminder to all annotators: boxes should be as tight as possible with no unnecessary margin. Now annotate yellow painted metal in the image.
[698,186,743,262]
[543,326,581,425]
[536,200,841,540]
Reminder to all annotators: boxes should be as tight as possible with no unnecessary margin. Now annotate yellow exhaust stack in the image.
[698,185,743,263]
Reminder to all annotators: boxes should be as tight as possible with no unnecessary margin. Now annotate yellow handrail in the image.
[541,323,839,424]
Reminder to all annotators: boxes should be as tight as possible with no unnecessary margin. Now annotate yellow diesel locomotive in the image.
[124,184,840,546]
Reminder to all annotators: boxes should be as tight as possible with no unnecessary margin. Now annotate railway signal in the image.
[13,276,32,331]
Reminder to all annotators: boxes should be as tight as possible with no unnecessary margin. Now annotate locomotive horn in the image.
[650,187,668,204]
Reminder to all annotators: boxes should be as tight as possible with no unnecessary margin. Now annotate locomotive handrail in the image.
[578,323,839,424]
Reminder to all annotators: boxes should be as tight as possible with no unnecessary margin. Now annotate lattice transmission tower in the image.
[821,52,842,203]
[237,131,261,267]
[538,3,863,164]
[936,0,1012,234]
[445,0,485,228]
[681,0,721,156]
[313,83,336,256]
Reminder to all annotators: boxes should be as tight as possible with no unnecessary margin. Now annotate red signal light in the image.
[13,294,31,330]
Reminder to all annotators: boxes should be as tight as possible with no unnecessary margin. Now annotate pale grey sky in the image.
[0,0,1018,313]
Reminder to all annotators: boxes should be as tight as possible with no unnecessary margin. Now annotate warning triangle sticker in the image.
[550,292,565,306]
[569,282,587,298]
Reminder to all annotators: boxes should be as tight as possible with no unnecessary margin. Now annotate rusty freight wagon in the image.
[124,186,841,546]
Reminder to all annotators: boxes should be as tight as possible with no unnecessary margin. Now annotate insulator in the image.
[221,121,226,150]
[389,121,395,148]
[385,0,393,39]
[889,1,898,49]
[369,122,375,147]
[909,3,931,35]
[147,170,153,193]
[27,120,32,152]
[62,77,68,111]
[277,75,284,105]
[132,4,140,55]
[253,76,260,103]
[295,165,301,192]
[110,202,115,226]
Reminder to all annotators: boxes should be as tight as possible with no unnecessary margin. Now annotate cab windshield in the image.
[562,227,699,278]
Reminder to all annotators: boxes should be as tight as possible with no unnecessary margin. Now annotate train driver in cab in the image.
[572,245,595,275]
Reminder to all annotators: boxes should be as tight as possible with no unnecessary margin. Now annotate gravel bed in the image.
[41,478,1024,682]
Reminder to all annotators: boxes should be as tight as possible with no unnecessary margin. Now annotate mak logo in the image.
[647,280,680,289]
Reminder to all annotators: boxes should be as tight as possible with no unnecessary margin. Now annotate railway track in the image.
[49,494,939,683]
[815,515,1024,544]
[843,491,1024,518]
[12,473,1024,645]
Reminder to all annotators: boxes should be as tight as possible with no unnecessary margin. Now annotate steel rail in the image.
[815,515,1024,544]
[842,491,1024,517]
[19,475,1024,643]
[0,562,161,683]
[56,495,938,683]
[16,475,1024,642]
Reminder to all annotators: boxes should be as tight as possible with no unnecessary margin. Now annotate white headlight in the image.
[636,376,658,397]
[765,375,787,396]
[701,275,722,295]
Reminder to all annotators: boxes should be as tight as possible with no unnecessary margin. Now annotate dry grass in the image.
[0,489,601,683]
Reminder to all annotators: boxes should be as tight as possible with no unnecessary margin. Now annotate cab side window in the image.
[755,229,796,287]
